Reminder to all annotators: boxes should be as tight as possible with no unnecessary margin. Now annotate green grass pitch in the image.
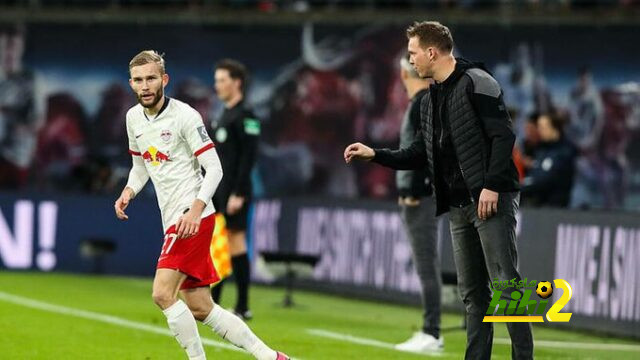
[0,272,638,359]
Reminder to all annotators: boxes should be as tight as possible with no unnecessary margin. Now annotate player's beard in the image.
[138,87,164,109]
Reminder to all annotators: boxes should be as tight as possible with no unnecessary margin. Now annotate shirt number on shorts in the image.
[161,233,178,255]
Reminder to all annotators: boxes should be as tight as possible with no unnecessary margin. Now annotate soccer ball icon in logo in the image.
[536,281,553,299]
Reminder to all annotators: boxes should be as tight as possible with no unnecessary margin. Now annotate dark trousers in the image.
[448,192,533,360]
[400,198,442,338]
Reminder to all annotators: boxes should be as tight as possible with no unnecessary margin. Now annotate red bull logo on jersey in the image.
[142,146,171,166]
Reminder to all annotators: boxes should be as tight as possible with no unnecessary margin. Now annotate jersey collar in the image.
[143,96,171,122]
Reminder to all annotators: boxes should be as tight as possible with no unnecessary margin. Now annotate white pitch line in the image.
[0,291,240,353]
[306,328,449,357]
[307,327,640,354]
[0,291,303,360]
[307,328,395,349]
[494,338,640,352]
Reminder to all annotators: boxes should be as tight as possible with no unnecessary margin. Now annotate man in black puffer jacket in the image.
[344,21,532,360]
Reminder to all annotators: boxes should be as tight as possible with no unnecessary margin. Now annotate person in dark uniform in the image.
[210,59,260,320]
[522,112,576,207]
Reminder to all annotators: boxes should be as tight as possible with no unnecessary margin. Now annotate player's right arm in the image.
[344,137,427,170]
[115,115,150,220]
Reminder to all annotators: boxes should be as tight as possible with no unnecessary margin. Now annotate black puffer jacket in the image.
[374,58,519,215]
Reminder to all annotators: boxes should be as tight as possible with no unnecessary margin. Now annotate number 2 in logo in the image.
[546,279,573,322]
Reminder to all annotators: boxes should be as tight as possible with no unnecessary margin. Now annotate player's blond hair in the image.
[129,50,166,75]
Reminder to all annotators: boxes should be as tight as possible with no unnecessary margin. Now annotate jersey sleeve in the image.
[126,113,141,156]
[182,109,215,157]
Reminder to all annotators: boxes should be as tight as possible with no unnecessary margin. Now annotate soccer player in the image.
[114,50,288,360]
[393,55,443,353]
[210,59,260,320]
[344,22,533,359]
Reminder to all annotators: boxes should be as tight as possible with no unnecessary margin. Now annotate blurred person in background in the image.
[345,21,533,359]
[35,93,87,191]
[269,67,360,197]
[210,59,260,321]
[598,87,631,208]
[566,67,605,208]
[494,43,535,141]
[513,111,541,181]
[93,82,134,165]
[521,112,576,207]
[494,42,554,143]
[90,82,136,194]
[393,54,443,353]
[0,24,40,189]
[264,25,405,198]
[174,77,215,134]
[115,50,288,360]
[522,111,541,160]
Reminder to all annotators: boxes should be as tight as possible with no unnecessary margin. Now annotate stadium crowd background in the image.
[1,0,640,352]
[1,0,640,211]
[2,1,639,9]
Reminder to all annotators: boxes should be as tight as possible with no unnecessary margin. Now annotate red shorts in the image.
[157,213,220,290]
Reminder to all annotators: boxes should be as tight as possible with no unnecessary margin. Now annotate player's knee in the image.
[187,302,213,321]
[190,307,210,322]
[152,290,176,309]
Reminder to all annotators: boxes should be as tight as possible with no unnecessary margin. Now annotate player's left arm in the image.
[175,110,223,239]
[466,71,516,219]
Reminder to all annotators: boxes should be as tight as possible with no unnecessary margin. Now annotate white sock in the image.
[163,300,206,360]
[203,305,277,360]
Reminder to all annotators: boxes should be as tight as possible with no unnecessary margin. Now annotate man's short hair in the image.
[129,50,166,75]
[406,21,454,53]
[215,59,248,93]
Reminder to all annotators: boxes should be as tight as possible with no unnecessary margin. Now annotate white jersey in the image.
[126,97,216,232]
